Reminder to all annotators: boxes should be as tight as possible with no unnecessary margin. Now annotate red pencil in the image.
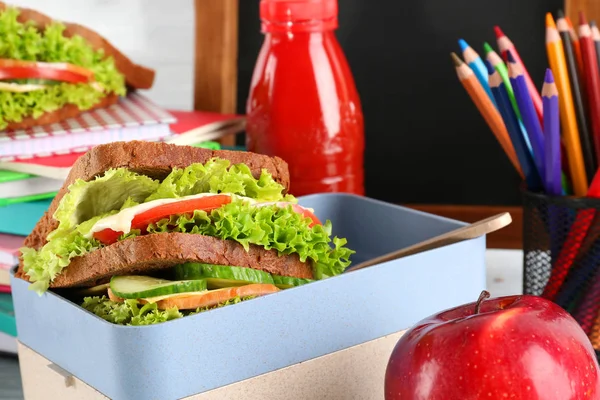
[495,26,543,124]
[579,12,600,162]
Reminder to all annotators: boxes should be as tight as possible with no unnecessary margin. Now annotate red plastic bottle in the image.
[246,0,365,196]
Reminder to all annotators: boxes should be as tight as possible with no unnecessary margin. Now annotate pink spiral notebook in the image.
[0,234,24,266]
[0,92,175,160]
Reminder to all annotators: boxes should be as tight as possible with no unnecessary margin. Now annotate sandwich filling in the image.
[20,158,354,325]
[0,7,125,129]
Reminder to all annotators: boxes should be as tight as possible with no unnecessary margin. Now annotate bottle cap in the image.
[260,0,338,32]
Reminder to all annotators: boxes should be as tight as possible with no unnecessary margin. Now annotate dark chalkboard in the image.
[236,0,564,206]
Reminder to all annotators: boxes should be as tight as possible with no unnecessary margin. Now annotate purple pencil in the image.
[542,68,562,196]
[507,50,546,185]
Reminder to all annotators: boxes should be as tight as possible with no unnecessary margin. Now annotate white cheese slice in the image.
[85,193,256,239]
[0,82,46,92]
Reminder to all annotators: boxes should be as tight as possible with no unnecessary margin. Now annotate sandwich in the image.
[17,141,354,325]
[0,3,154,130]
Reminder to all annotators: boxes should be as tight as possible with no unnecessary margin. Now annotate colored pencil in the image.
[542,68,561,195]
[557,12,597,180]
[542,169,600,300]
[483,43,523,123]
[579,13,600,169]
[566,15,585,82]
[451,53,523,177]
[507,50,545,184]
[572,237,600,334]
[546,12,589,196]
[591,313,600,350]
[459,39,498,109]
[554,224,600,312]
[486,60,540,189]
[591,21,600,92]
[541,68,565,276]
[495,26,543,124]
[483,42,533,153]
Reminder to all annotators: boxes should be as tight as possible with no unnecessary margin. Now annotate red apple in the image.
[385,291,600,399]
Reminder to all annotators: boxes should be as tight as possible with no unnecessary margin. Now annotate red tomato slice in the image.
[93,195,232,245]
[0,59,95,78]
[257,202,322,227]
[0,67,89,84]
[0,59,94,84]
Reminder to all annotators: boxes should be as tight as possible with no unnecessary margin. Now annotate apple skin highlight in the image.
[384,292,600,400]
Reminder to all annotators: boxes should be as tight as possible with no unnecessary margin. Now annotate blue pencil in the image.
[542,68,562,196]
[486,60,541,190]
[507,50,546,186]
[459,39,498,109]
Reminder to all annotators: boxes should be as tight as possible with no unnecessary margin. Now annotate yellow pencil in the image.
[451,53,523,178]
[546,12,588,196]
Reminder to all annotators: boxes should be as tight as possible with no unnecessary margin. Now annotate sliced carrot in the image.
[107,288,124,302]
[154,283,280,310]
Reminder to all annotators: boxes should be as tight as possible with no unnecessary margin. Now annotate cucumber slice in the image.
[175,263,274,289]
[110,276,207,299]
[272,275,314,289]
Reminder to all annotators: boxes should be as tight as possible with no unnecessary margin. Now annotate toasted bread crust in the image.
[16,141,291,280]
[43,233,313,288]
[4,93,119,131]
[0,2,154,89]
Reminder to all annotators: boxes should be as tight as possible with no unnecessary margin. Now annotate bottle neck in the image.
[261,17,338,34]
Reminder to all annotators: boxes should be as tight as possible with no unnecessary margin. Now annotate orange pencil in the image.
[546,13,589,196]
[451,52,523,177]
[566,15,585,80]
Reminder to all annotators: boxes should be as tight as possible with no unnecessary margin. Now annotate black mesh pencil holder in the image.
[522,189,600,355]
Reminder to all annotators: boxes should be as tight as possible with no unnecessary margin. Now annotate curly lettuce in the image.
[81,295,256,326]
[145,158,291,203]
[0,7,126,128]
[144,202,354,279]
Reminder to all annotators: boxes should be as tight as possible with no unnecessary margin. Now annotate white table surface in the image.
[0,249,525,399]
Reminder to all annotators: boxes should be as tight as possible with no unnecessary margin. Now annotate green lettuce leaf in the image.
[144,201,354,279]
[145,158,291,203]
[53,169,159,232]
[0,7,126,128]
[21,215,104,293]
[81,295,257,326]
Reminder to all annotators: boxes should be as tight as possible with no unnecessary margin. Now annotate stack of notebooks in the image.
[0,92,245,354]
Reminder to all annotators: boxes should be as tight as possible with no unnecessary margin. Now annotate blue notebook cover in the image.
[0,199,52,237]
[0,294,15,337]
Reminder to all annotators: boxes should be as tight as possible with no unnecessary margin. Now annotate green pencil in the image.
[483,42,533,152]
[483,42,522,121]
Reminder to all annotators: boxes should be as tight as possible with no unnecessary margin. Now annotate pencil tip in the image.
[493,26,504,39]
[557,9,564,18]
[450,52,463,67]
[544,68,554,83]
[546,12,556,28]
[580,10,588,25]
[458,39,468,52]
[505,49,516,63]
[483,42,493,54]
[484,60,495,75]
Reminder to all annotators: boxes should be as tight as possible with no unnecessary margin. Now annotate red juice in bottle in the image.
[246,0,365,196]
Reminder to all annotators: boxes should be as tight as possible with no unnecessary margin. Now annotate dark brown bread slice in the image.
[47,233,313,288]
[16,141,291,280]
[4,93,118,131]
[0,2,155,89]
